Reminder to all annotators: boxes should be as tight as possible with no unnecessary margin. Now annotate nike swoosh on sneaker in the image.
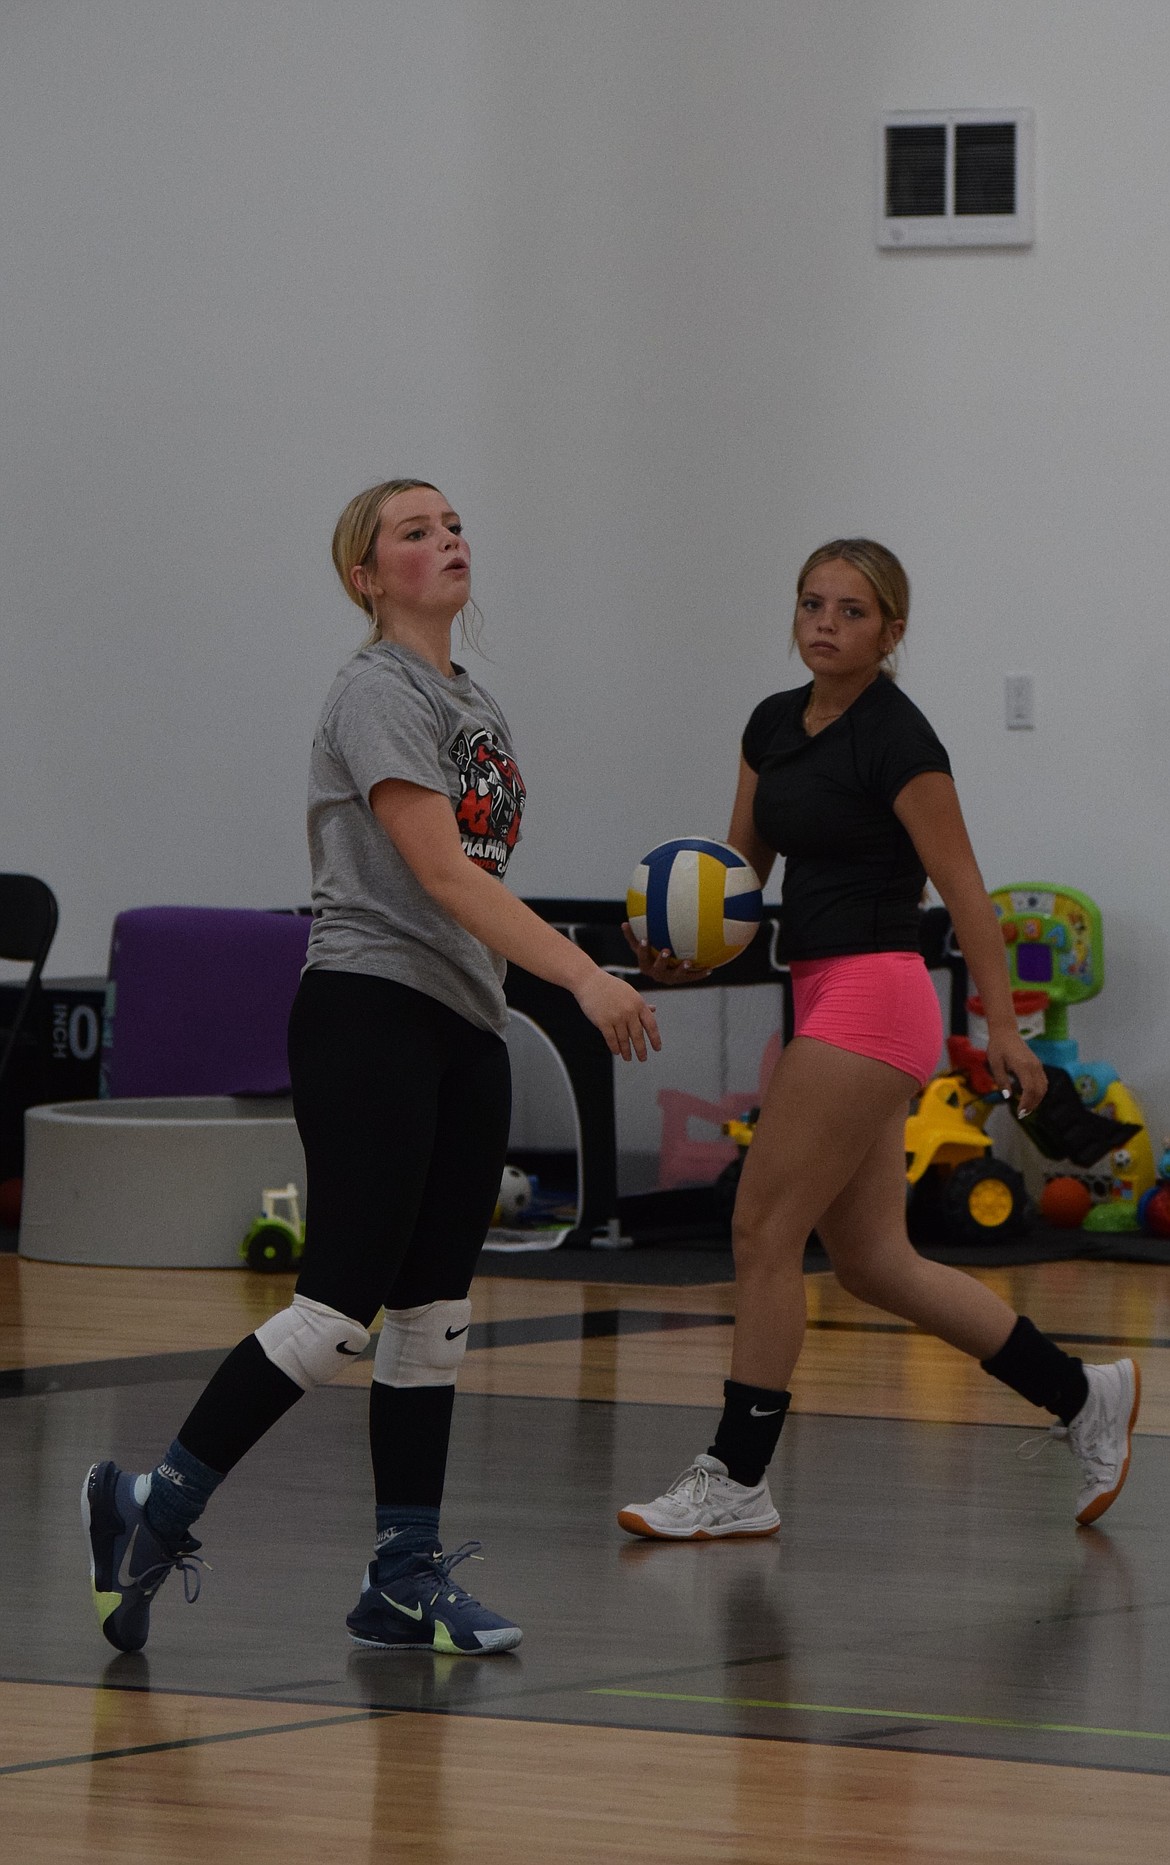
[379,1592,424,1621]
[335,1343,363,1355]
[117,1524,141,1589]
[749,1405,783,1417]
[445,1325,469,1341]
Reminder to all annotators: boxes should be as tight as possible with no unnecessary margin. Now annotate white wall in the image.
[3,2,1168,1143]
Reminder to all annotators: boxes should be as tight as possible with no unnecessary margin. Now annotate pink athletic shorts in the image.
[788,952,943,1089]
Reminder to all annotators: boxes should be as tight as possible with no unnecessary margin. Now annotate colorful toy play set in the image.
[977,885,1153,1235]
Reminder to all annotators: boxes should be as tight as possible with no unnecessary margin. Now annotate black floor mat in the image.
[477,1217,1170,1282]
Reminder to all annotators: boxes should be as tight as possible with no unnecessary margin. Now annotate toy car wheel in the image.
[246,1226,295,1273]
[941,1158,1028,1243]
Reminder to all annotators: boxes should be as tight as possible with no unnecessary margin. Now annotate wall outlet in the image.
[1005,674,1034,729]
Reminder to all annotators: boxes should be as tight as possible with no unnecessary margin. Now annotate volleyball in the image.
[627,837,762,970]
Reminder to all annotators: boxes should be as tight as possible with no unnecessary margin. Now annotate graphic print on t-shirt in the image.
[450,728,526,877]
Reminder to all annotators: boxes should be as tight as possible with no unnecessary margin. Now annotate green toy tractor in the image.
[240,1181,305,1273]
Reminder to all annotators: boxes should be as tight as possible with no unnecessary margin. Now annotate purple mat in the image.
[102,907,311,1098]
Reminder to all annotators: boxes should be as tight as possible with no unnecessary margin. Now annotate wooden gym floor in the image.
[2,1249,1170,1861]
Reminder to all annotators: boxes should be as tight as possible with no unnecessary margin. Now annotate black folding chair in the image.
[0,873,59,1096]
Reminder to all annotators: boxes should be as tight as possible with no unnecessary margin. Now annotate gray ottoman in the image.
[18,1097,304,1268]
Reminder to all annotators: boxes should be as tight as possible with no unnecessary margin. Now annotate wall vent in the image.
[877,109,1033,249]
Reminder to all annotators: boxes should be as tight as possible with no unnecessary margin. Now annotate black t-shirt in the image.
[742,674,952,960]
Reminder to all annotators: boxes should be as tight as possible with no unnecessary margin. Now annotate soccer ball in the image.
[493,1164,533,1226]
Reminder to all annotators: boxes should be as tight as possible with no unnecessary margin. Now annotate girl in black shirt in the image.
[619,538,1139,1541]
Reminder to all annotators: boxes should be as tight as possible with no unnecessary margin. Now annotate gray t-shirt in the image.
[304,640,526,1034]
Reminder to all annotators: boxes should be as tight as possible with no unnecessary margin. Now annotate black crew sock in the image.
[980,1314,1089,1424]
[709,1378,791,1487]
[175,1332,305,1473]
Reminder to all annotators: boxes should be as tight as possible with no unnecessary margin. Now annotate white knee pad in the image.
[254,1294,370,1391]
[373,1299,472,1388]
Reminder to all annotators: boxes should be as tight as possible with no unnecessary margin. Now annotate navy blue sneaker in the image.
[82,1461,205,1653]
[346,1541,522,1655]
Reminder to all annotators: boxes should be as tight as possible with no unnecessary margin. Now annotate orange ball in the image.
[1040,1175,1092,1229]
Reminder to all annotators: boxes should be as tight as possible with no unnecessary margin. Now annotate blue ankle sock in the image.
[374,1505,441,1583]
[143,1439,224,1545]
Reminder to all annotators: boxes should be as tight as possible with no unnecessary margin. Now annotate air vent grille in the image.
[954,123,1016,215]
[886,126,946,217]
[878,110,1032,248]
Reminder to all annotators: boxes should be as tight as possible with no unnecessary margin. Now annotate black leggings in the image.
[289,968,512,1323]
[175,970,510,1491]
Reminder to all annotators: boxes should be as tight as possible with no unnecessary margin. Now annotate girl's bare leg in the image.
[619,1040,1024,1541]
[816,1106,1016,1359]
[728,1038,934,1390]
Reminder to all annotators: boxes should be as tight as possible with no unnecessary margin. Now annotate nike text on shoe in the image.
[1068,1359,1141,1525]
[346,1542,522,1655]
[82,1461,205,1653]
[617,1453,781,1541]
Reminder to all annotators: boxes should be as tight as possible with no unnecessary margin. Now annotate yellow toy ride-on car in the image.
[904,1041,1029,1243]
[718,1036,1030,1245]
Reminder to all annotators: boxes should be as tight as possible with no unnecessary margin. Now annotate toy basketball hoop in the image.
[967,988,1050,1042]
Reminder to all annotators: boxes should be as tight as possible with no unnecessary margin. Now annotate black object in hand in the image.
[1017,1066,1140,1169]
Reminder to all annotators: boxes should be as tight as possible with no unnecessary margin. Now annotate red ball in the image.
[1040,1175,1092,1229]
[1143,1185,1170,1239]
[0,1178,22,1229]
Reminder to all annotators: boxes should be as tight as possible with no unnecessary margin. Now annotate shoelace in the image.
[423,1540,485,1607]
[1016,1424,1068,1463]
[666,1461,712,1505]
[1018,1416,1116,1489]
[137,1538,207,1604]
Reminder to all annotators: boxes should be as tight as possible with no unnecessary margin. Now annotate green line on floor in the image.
[591,1689,1170,1743]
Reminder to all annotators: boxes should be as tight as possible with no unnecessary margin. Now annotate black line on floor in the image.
[720,1650,795,1671]
[512,1706,1170,1777]
[4,1677,1166,1780]
[0,1311,735,1398]
[0,1707,396,1776]
[246,1677,341,1693]
[468,1309,732,1350]
[0,1347,233,1398]
[848,1719,938,1743]
[3,1309,1168,1400]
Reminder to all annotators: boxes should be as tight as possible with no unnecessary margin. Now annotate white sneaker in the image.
[1067,1359,1141,1525]
[617,1453,781,1541]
